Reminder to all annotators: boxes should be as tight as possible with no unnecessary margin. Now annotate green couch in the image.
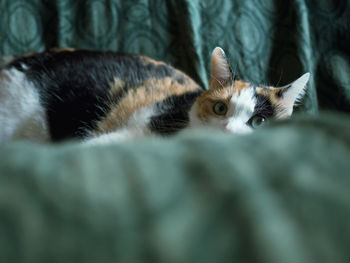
[1,1,350,262]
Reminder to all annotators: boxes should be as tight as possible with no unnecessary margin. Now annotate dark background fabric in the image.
[0,0,350,113]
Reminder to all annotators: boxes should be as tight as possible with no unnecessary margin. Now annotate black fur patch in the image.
[253,94,275,118]
[10,50,179,141]
[148,90,202,135]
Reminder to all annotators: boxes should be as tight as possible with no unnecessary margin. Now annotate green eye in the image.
[213,102,228,115]
[249,116,265,129]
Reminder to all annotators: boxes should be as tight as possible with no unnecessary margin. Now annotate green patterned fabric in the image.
[1,0,350,112]
[1,1,350,262]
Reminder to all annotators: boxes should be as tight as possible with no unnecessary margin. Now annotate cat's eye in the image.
[213,102,228,116]
[248,116,265,129]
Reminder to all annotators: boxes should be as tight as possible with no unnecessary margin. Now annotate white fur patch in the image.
[225,87,256,134]
[85,105,155,145]
[83,129,139,145]
[0,68,49,145]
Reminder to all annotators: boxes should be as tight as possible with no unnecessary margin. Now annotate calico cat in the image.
[0,47,309,145]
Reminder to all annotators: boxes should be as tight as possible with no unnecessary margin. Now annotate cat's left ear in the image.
[277,73,310,116]
[209,47,233,89]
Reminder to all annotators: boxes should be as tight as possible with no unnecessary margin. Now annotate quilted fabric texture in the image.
[1,113,350,263]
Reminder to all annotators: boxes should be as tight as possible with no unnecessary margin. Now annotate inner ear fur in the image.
[277,72,310,116]
[209,47,233,90]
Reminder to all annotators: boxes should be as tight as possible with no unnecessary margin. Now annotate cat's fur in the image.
[0,47,309,145]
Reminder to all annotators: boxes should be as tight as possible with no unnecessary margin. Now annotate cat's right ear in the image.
[209,47,233,89]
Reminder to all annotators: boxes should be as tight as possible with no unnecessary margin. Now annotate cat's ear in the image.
[277,73,310,116]
[209,47,233,89]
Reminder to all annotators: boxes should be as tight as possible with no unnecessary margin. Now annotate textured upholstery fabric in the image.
[1,113,350,263]
[1,1,350,263]
[0,0,350,112]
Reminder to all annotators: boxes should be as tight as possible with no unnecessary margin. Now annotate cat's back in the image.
[0,49,202,143]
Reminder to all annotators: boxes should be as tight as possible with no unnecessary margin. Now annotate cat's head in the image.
[189,47,310,134]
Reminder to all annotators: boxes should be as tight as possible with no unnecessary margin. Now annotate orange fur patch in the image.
[0,56,15,68]
[234,80,250,93]
[96,76,200,133]
[22,51,39,57]
[50,47,76,53]
[109,78,125,96]
[140,56,166,66]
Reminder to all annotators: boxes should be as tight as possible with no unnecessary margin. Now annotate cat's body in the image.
[0,47,310,145]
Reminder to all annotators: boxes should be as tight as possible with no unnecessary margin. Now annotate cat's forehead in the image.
[228,81,278,114]
[207,80,253,98]
[229,83,256,113]
[233,79,251,92]
[203,79,278,110]
[232,80,279,104]
[233,80,274,94]
[254,85,284,106]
